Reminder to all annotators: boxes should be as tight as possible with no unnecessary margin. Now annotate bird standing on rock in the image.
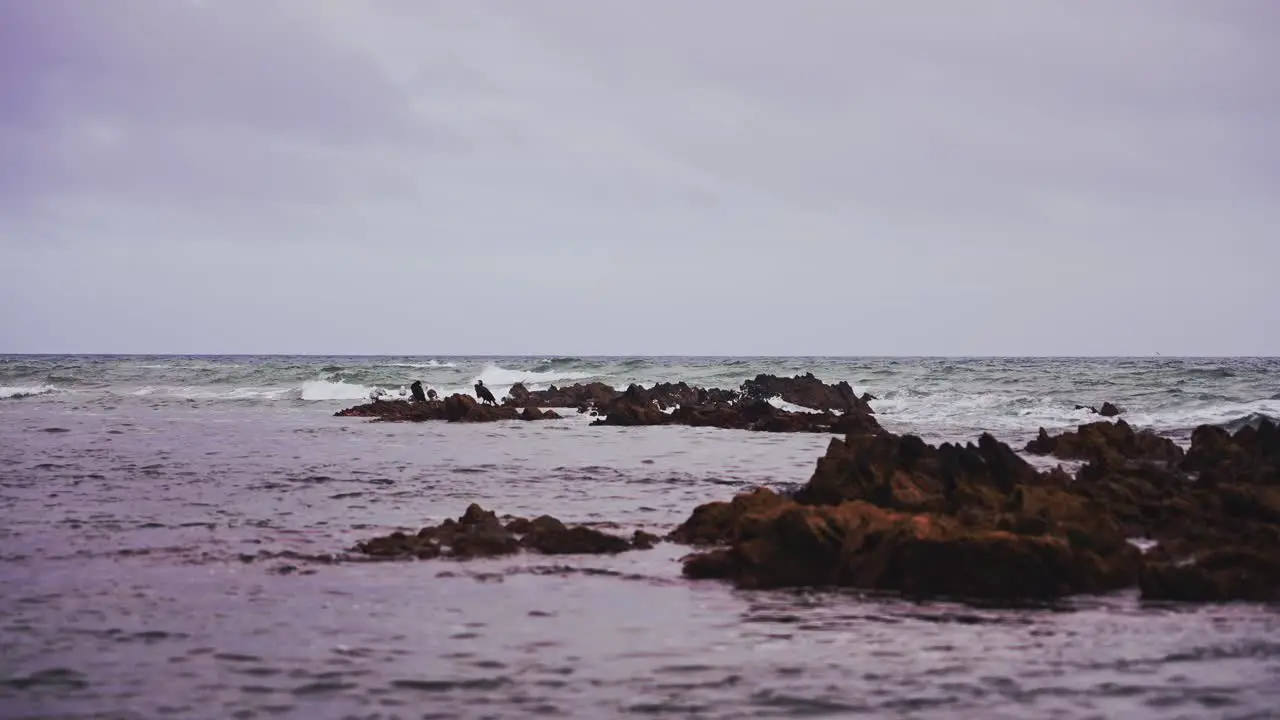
[475,379,497,405]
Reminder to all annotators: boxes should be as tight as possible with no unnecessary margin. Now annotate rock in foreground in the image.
[353,504,654,559]
[676,420,1280,603]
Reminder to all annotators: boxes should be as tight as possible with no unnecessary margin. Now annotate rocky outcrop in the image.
[794,430,1046,511]
[680,496,1139,600]
[740,373,874,414]
[353,504,653,560]
[335,395,560,423]
[591,398,883,435]
[1181,418,1279,486]
[1140,548,1280,602]
[1075,402,1123,417]
[503,382,619,409]
[676,419,1280,603]
[1024,420,1184,465]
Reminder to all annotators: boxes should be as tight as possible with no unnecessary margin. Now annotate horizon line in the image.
[1,352,1275,360]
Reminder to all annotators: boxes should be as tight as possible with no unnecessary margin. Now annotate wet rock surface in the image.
[334,395,560,423]
[353,504,653,560]
[593,397,883,435]
[1024,420,1184,465]
[677,419,1280,603]
[504,381,620,409]
[340,374,883,434]
[740,372,875,414]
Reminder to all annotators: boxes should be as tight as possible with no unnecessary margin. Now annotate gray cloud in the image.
[1,0,1276,354]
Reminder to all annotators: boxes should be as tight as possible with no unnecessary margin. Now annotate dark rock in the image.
[678,498,1139,600]
[593,397,883,435]
[1023,420,1184,465]
[739,373,874,414]
[673,417,1280,604]
[335,394,559,423]
[352,505,650,560]
[1181,418,1280,486]
[631,530,662,549]
[502,382,619,409]
[794,430,1042,512]
[1140,548,1280,602]
[1074,402,1122,417]
[668,487,792,545]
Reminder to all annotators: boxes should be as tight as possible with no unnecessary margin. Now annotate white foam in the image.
[1124,399,1280,433]
[472,363,596,391]
[0,384,60,400]
[1126,538,1159,554]
[127,385,294,400]
[388,360,458,369]
[766,396,823,413]
[299,380,385,401]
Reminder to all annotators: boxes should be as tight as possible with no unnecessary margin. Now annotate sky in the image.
[1,0,1277,356]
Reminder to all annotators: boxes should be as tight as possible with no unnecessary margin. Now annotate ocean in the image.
[2,355,1279,718]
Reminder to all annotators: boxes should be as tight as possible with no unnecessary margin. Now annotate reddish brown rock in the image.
[1140,547,1280,602]
[1024,420,1184,465]
[1181,418,1279,486]
[794,430,1042,512]
[668,487,792,545]
[679,497,1139,600]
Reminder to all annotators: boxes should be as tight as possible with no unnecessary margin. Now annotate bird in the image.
[427,388,438,401]
[474,379,497,406]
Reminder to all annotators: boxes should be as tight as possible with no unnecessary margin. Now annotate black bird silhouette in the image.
[409,380,427,403]
[475,379,497,406]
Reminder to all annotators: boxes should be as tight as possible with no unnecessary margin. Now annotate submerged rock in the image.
[352,504,653,560]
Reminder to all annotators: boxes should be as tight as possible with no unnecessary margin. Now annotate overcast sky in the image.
[1,0,1276,355]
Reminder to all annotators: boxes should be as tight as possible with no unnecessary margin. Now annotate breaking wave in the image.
[0,384,60,400]
[298,380,395,402]
[472,363,597,390]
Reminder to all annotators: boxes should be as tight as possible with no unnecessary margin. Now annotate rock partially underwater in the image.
[335,394,562,423]
[675,419,1280,603]
[353,504,659,560]
[336,373,880,434]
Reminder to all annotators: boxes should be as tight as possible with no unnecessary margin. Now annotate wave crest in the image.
[0,384,60,400]
[472,363,596,390]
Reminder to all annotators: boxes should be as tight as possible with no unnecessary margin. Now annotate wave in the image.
[472,363,596,390]
[298,380,398,402]
[129,385,294,401]
[1218,412,1278,434]
[387,360,458,369]
[0,384,60,400]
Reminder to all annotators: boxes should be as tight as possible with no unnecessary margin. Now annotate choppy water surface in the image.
[2,356,1279,718]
